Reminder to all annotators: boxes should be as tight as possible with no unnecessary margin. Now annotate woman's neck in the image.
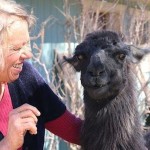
[0,83,5,101]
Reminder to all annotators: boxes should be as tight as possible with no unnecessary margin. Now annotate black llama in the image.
[64,31,150,150]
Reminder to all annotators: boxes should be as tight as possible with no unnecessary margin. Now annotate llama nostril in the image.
[89,71,96,77]
[98,70,105,76]
[88,70,104,77]
[88,71,93,76]
[87,63,105,77]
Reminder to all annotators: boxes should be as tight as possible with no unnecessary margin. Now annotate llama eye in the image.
[76,55,84,60]
[116,53,126,60]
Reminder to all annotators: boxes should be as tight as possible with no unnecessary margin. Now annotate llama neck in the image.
[83,84,138,131]
[82,82,146,150]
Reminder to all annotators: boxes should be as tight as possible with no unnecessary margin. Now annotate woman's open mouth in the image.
[13,63,23,69]
[12,63,23,74]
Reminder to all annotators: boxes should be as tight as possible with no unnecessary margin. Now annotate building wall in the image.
[17,0,81,43]
[82,0,150,33]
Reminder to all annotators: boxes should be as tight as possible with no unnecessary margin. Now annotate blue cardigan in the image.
[8,61,66,150]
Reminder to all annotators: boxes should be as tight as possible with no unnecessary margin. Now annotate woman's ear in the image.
[63,55,81,72]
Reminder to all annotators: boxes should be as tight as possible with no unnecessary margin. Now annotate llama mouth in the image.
[94,84,106,88]
[85,83,109,100]
[86,83,108,90]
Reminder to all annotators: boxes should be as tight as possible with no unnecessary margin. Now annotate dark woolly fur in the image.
[81,73,145,150]
[65,31,148,150]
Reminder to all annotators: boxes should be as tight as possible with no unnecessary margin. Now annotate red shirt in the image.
[0,84,13,136]
[0,84,22,150]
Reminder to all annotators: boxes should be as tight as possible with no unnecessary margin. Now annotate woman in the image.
[0,0,82,150]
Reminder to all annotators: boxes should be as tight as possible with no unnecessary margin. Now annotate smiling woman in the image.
[0,1,82,150]
[0,19,32,83]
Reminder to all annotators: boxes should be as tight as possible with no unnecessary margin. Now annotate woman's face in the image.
[0,18,32,83]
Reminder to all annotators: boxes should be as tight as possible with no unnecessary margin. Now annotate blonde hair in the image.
[0,0,36,71]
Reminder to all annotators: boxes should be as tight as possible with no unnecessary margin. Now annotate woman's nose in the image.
[20,46,32,59]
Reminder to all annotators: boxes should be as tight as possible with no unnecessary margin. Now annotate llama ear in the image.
[63,56,81,71]
[130,45,150,63]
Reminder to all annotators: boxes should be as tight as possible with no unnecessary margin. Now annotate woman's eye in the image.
[9,48,20,53]
[13,48,21,51]
[76,55,84,60]
[116,53,126,60]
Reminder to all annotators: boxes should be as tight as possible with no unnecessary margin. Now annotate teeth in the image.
[13,63,23,69]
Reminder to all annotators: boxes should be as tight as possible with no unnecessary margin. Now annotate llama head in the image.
[64,31,150,103]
